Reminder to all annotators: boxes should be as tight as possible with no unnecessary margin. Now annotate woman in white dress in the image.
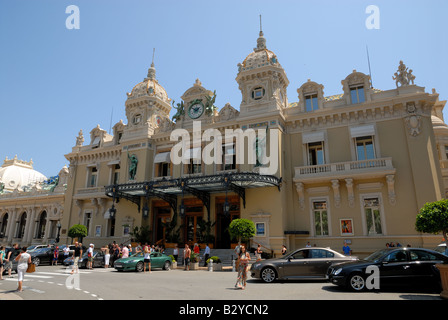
[15,247,31,292]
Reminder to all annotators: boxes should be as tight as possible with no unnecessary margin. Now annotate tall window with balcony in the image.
[88,167,98,188]
[222,144,236,171]
[183,148,202,175]
[364,198,383,235]
[308,142,325,165]
[112,164,120,184]
[84,212,92,236]
[350,85,365,104]
[355,136,375,160]
[154,152,171,177]
[305,94,318,112]
[313,201,329,236]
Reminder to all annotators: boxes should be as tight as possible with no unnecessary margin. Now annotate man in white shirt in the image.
[204,244,211,267]
[122,245,129,258]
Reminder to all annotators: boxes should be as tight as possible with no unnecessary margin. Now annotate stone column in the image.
[6,208,17,243]
[23,207,37,245]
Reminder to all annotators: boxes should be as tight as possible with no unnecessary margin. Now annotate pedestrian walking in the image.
[234,241,241,273]
[15,246,31,292]
[236,245,250,290]
[255,244,263,262]
[4,244,18,278]
[184,244,191,271]
[63,244,70,260]
[204,244,210,267]
[342,241,351,256]
[87,244,94,269]
[193,243,200,254]
[0,246,5,280]
[102,245,110,268]
[281,245,287,255]
[71,242,82,274]
[143,245,151,273]
[173,244,179,262]
[52,246,59,265]
[122,244,129,259]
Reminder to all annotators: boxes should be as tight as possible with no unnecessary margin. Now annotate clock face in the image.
[188,103,204,119]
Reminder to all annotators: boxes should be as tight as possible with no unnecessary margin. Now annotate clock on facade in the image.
[188,102,204,119]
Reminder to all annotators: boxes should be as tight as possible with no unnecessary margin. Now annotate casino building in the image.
[3,28,447,256]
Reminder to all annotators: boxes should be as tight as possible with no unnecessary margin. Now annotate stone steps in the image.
[164,248,257,266]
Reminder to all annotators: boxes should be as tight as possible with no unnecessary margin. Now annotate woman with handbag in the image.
[236,245,251,290]
[14,247,32,292]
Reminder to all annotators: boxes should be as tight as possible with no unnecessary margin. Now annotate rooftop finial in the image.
[147,47,156,80]
[255,15,266,51]
[151,48,155,67]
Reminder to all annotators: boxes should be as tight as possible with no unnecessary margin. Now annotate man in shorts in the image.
[71,242,83,274]
[4,243,19,278]
[184,244,191,271]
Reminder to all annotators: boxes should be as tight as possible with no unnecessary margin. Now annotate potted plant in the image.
[207,256,222,271]
[190,252,200,270]
[68,224,88,244]
[169,255,177,269]
[416,199,448,299]
[228,218,256,247]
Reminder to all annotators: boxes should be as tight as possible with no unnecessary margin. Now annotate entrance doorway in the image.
[185,206,203,244]
[153,200,171,244]
[215,196,240,248]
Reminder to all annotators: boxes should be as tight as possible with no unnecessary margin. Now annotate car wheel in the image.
[32,257,40,267]
[136,261,144,272]
[163,260,171,271]
[348,273,366,291]
[261,267,277,283]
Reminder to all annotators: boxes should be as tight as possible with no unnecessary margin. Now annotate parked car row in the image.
[16,245,173,272]
[250,246,448,292]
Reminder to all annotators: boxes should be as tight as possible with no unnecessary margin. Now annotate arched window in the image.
[0,213,8,238]
[37,211,47,239]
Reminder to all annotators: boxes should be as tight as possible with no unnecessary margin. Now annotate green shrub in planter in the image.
[206,256,221,264]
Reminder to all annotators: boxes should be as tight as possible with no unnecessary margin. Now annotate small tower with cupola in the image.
[236,20,289,118]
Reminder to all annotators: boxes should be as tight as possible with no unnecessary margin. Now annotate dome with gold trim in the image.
[238,30,281,73]
[0,156,47,192]
[126,62,170,104]
[432,115,448,134]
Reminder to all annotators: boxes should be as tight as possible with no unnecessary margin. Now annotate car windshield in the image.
[130,252,144,258]
[364,249,390,262]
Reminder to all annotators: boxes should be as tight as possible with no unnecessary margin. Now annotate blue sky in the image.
[0,0,447,177]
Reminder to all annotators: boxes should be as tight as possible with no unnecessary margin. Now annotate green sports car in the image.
[114,252,172,272]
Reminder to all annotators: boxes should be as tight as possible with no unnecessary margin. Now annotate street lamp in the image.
[142,184,150,219]
[55,221,62,243]
[224,176,230,217]
[142,202,149,219]
[179,180,186,219]
[109,203,117,219]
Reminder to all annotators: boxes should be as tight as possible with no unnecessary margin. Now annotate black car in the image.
[30,247,58,266]
[327,247,448,291]
[63,249,105,269]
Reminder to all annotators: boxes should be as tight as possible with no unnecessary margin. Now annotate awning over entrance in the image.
[105,172,282,217]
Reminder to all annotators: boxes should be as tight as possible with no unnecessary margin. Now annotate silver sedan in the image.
[250,247,357,283]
